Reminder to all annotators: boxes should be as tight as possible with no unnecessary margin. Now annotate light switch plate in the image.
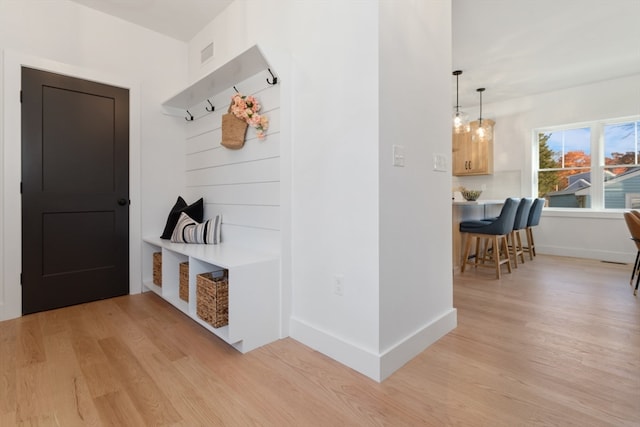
[433,153,447,172]
[393,144,405,167]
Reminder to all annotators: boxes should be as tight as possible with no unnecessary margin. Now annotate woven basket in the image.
[196,270,229,328]
[220,104,248,149]
[152,252,162,287]
[179,262,189,302]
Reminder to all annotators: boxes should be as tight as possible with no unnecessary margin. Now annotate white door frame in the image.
[0,49,142,321]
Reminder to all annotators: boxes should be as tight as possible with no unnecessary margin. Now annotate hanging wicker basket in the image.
[221,104,248,149]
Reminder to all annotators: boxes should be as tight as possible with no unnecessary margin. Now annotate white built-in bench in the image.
[142,236,279,353]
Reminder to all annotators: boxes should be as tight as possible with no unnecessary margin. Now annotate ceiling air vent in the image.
[201,42,214,64]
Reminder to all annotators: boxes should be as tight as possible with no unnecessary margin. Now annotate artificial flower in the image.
[230,93,269,139]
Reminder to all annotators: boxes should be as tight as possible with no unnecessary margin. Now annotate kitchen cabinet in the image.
[452,119,494,176]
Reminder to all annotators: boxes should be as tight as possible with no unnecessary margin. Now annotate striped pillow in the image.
[170,212,222,245]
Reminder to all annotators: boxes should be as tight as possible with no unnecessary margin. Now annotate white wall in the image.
[0,0,456,381]
[287,0,383,378]
[454,74,640,263]
[182,70,281,255]
[0,0,188,320]
[378,0,456,379]
[190,0,454,381]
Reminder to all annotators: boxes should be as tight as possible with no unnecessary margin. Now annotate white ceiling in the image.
[69,0,640,107]
[453,0,640,108]
[69,0,233,41]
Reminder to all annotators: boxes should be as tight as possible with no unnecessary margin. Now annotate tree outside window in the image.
[537,127,591,208]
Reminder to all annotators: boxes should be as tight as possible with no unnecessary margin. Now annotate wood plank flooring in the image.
[1,255,638,426]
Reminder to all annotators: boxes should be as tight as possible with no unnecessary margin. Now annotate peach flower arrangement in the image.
[230,93,269,139]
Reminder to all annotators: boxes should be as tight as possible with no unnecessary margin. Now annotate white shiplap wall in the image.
[183,72,280,254]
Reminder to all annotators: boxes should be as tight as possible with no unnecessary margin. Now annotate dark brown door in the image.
[21,67,130,314]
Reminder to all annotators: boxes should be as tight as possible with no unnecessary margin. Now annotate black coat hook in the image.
[233,86,239,93]
[205,99,215,112]
[185,110,194,121]
[266,68,278,85]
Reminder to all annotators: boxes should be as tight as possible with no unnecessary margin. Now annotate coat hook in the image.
[233,86,239,93]
[266,68,278,85]
[205,99,215,112]
[185,110,194,121]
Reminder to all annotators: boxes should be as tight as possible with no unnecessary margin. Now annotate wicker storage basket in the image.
[152,252,162,286]
[179,262,189,302]
[196,270,229,328]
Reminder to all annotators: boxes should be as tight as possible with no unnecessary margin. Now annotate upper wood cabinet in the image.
[452,119,494,176]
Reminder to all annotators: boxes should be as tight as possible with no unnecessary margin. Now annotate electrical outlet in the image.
[334,274,344,296]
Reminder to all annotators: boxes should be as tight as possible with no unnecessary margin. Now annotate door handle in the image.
[117,198,129,206]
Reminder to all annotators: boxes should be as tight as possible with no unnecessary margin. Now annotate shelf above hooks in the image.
[161,45,276,114]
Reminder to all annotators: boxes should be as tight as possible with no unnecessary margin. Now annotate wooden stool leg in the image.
[480,237,490,264]
[525,227,533,260]
[473,236,481,268]
[510,231,519,268]
[502,235,512,275]
[530,228,537,257]
[516,230,525,265]
[492,235,501,279]
[461,233,472,273]
[460,232,516,279]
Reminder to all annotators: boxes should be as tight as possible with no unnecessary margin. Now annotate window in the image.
[535,118,640,209]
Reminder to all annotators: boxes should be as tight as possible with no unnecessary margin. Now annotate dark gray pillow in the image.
[160,197,204,239]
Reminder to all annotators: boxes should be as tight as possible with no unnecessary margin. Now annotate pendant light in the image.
[452,70,469,134]
[474,87,493,141]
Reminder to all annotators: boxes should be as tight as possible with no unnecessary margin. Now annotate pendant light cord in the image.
[455,74,460,113]
[477,88,485,127]
[453,70,463,113]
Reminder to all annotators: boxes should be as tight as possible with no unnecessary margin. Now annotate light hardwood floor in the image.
[1,255,639,426]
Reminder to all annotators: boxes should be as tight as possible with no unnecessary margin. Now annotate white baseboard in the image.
[537,245,634,264]
[289,317,381,380]
[289,308,457,382]
[379,308,457,381]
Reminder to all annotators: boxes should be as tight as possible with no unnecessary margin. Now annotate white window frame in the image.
[533,115,640,211]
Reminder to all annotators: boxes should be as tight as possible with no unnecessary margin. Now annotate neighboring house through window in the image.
[535,118,640,209]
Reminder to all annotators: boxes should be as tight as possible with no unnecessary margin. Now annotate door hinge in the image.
[20,182,22,194]
[20,90,22,103]
[20,273,22,284]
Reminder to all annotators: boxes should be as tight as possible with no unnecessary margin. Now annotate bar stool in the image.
[509,198,533,267]
[523,198,545,260]
[460,198,519,279]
